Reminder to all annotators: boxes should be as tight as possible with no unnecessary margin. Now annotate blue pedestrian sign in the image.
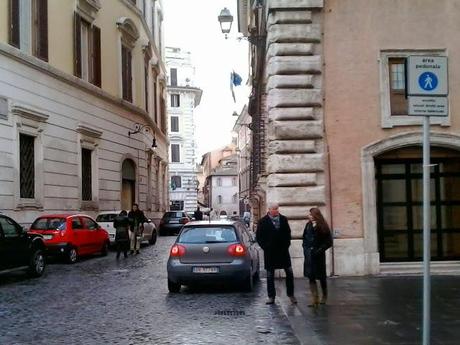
[408,56,448,96]
[418,72,438,91]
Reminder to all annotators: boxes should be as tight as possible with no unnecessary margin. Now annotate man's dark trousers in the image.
[266,267,294,298]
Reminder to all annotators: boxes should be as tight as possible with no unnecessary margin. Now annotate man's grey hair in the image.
[267,202,279,210]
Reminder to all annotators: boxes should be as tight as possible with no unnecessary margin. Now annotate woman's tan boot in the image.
[308,282,319,307]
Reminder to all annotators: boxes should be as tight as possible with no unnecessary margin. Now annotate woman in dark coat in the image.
[302,207,333,306]
[114,210,130,259]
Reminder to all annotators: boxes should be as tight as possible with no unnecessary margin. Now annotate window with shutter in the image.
[9,0,20,48]
[170,116,179,132]
[170,94,180,107]
[92,26,101,87]
[121,45,133,102]
[74,13,82,77]
[170,68,177,86]
[171,176,182,189]
[152,73,158,123]
[389,58,408,116]
[33,0,48,62]
[171,144,180,163]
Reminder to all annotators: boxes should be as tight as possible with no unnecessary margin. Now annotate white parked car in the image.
[96,211,157,246]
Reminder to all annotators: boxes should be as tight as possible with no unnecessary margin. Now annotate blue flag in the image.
[231,71,242,86]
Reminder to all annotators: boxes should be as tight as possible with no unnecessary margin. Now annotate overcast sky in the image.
[163,0,250,158]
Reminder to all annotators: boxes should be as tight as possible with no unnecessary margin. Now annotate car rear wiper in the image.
[205,240,226,243]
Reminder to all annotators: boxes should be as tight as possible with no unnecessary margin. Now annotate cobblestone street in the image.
[0,237,299,345]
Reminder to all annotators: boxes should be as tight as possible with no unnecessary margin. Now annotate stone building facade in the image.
[238,0,460,276]
[0,0,169,225]
[165,47,202,213]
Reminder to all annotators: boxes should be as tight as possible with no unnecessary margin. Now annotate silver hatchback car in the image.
[167,220,260,292]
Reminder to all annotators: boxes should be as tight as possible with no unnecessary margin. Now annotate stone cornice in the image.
[11,104,50,123]
[0,43,167,143]
[76,123,103,138]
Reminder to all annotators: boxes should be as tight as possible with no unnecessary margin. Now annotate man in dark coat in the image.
[114,210,130,259]
[194,207,203,221]
[128,203,147,255]
[256,203,296,305]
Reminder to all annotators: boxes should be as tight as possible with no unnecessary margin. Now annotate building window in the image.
[121,45,133,102]
[152,72,158,124]
[74,13,101,87]
[171,94,180,107]
[8,0,20,48]
[171,175,181,189]
[171,144,180,163]
[217,177,222,187]
[19,134,35,199]
[81,148,92,201]
[171,116,179,132]
[389,58,408,116]
[32,0,48,61]
[218,195,222,204]
[151,8,155,41]
[144,53,150,111]
[170,68,177,86]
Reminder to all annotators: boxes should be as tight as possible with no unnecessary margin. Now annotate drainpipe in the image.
[326,145,335,277]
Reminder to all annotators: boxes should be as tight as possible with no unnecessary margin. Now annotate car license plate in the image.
[169,220,179,224]
[109,234,115,238]
[193,267,219,274]
[43,235,53,240]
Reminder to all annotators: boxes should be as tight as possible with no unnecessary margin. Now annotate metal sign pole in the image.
[422,115,431,345]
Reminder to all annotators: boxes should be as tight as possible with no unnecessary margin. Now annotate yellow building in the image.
[0,0,169,224]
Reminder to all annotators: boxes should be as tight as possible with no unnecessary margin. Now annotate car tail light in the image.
[180,218,189,224]
[170,244,186,257]
[60,230,66,237]
[227,243,246,257]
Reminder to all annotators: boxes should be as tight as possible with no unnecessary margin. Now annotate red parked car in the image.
[29,214,109,264]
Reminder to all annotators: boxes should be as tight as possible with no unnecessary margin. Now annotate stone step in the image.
[380,261,460,275]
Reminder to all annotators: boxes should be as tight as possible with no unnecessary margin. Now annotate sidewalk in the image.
[271,275,460,345]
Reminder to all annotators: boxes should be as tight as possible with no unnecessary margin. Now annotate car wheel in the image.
[100,242,109,256]
[67,247,78,264]
[168,279,181,293]
[242,270,254,292]
[149,230,157,245]
[28,250,46,277]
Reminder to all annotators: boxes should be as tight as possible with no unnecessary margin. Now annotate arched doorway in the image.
[121,159,136,210]
[375,146,460,262]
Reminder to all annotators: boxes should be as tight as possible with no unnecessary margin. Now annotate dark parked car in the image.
[0,214,46,277]
[159,211,190,236]
[167,220,260,292]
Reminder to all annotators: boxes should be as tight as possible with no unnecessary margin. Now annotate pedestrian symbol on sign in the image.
[419,72,438,91]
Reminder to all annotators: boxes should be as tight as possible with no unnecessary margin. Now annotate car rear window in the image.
[96,214,117,222]
[31,218,66,231]
[178,226,237,244]
[164,212,185,218]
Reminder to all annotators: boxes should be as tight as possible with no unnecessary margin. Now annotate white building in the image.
[208,155,239,217]
[166,47,202,212]
[0,0,169,225]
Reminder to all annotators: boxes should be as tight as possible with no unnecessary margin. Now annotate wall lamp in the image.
[218,7,265,46]
[128,123,157,148]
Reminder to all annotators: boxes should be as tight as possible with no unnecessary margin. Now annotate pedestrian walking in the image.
[128,203,147,255]
[256,203,297,305]
[209,208,219,220]
[114,210,130,259]
[194,207,203,221]
[302,207,333,307]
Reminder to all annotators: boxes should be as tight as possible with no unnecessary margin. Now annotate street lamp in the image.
[218,7,233,39]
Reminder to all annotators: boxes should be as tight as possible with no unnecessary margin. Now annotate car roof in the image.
[97,211,123,215]
[184,220,241,226]
[35,214,91,219]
